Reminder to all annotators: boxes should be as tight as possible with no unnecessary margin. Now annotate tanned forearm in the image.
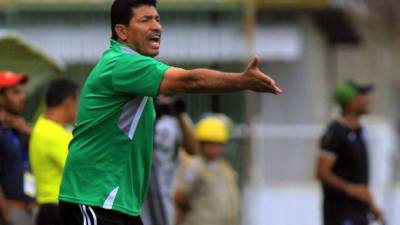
[179,69,247,94]
[188,69,249,93]
[318,169,376,207]
[178,113,198,155]
[317,170,351,194]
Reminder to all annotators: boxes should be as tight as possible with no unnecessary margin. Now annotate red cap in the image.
[0,71,29,89]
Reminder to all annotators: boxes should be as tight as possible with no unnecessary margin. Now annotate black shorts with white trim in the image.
[59,201,143,225]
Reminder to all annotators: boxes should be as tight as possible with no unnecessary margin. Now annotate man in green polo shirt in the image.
[59,0,282,224]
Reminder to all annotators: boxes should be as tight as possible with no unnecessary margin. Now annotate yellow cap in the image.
[195,117,229,144]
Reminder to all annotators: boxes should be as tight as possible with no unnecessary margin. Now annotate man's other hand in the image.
[371,205,385,224]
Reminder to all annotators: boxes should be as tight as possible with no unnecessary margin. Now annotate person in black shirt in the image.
[0,71,35,225]
[315,80,385,225]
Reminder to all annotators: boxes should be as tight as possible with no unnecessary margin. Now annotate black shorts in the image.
[323,206,370,225]
[36,203,62,225]
[59,201,143,225]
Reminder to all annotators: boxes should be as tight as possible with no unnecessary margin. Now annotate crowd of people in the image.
[0,75,386,225]
[0,70,241,225]
[0,0,387,225]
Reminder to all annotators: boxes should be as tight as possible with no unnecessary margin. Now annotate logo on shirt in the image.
[347,132,357,142]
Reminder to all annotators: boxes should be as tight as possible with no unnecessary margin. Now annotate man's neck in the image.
[341,112,360,129]
[115,39,143,56]
[45,107,68,127]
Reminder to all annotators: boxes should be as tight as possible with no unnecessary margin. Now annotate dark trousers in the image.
[36,204,61,225]
[59,201,143,225]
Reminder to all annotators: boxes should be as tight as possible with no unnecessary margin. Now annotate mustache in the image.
[148,31,161,36]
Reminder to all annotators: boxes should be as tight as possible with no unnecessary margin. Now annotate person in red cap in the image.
[0,71,36,225]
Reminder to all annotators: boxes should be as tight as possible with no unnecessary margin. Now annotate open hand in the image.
[242,55,283,95]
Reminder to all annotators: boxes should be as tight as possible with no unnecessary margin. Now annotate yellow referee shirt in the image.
[30,116,72,204]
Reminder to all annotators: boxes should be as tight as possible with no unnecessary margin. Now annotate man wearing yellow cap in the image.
[174,116,240,225]
[315,80,384,225]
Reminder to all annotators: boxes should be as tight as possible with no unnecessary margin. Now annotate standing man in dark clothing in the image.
[316,80,385,225]
[0,71,36,225]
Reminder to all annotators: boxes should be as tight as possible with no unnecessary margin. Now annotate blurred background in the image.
[0,0,399,224]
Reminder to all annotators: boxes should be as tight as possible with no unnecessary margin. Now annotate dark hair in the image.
[111,0,157,40]
[46,78,79,107]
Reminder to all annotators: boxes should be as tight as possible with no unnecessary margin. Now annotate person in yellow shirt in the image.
[29,78,79,225]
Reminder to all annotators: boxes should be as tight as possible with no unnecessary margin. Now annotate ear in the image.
[61,96,71,108]
[115,24,128,42]
[65,95,79,109]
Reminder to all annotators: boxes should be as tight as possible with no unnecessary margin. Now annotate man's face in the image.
[201,142,224,161]
[349,95,372,115]
[1,85,26,115]
[119,5,162,57]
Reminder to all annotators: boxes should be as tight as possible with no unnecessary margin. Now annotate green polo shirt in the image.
[59,40,170,216]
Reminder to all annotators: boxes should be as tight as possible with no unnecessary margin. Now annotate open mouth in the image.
[148,34,161,48]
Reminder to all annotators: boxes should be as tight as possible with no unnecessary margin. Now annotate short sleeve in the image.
[111,54,170,97]
[174,162,201,196]
[319,125,341,157]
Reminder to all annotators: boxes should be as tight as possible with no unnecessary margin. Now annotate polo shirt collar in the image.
[111,39,138,55]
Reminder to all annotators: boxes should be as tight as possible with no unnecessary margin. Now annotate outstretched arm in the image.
[160,56,282,95]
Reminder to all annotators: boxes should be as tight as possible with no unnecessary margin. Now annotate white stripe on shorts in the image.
[79,205,87,225]
[88,206,98,225]
[82,205,92,225]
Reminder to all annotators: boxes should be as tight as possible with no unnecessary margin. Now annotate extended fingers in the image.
[270,83,283,95]
[259,73,283,95]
